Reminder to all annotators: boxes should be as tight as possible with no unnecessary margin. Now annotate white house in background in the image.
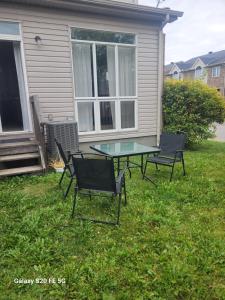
[0,0,182,176]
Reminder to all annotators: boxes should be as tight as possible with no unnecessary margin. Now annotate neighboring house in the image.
[165,50,225,95]
[0,0,182,176]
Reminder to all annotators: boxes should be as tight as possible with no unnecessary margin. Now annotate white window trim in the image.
[0,19,22,41]
[0,20,32,134]
[195,66,203,79]
[70,30,137,135]
[172,71,179,79]
[212,66,220,78]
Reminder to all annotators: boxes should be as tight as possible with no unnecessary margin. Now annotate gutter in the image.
[157,14,170,144]
[206,62,225,68]
[1,0,183,23]
[160,13,170,30]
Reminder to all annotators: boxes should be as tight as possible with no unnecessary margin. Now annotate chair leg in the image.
[64,177,74,199]
[155,163,159,171]
[143,160,148,179]
[71,187,78,218]
[123,177,127,206]
[116,194,122,225]
[59,168,66,186]
[182,156,186,176]
[170,164,175,182]
[127,157,132,178]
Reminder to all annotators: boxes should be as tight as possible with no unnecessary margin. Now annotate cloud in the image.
[139,0,225,63]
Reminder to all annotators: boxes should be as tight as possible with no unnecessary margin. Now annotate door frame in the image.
[0,20,33,134]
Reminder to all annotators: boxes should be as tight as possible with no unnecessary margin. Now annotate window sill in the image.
[79,128,138,136]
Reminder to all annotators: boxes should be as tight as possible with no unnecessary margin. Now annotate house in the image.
[165,50,225,96]
[0,0,182,176]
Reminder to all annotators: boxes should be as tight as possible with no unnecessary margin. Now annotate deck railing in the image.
[30,95,47,170]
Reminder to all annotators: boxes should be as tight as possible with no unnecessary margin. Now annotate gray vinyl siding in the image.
[0,3,160,143]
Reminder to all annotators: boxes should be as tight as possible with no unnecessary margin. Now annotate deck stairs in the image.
[0,133,46,178]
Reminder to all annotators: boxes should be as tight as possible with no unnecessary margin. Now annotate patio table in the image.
[90,141,160,183]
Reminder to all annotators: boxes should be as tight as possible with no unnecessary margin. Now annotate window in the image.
[172,71,179,79]
[195,66,203,78]
[71,28,135,44]
[0,21,20,36]
[72,43,94,97]
[212,66,220,77]
[96,45,116,97]
[71,28,136,133]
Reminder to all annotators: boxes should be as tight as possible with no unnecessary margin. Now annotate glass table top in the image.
[90,142,160,157]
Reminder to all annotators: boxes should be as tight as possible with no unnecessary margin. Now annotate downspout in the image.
[157,13,170,144]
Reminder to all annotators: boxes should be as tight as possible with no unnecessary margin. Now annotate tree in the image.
[163,79,225,146]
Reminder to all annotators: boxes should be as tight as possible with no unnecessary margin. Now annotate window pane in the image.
[71,28,135,44]
[212,66,220,77]
[96,45,116,97]
[121,101,135,129]
[78,102,95,132]
[172,71,179,79]
[195,66,202,78]
[119,47,136,96]
[0,21,20,35]
[72,43,94,97]
[100,102,115,130]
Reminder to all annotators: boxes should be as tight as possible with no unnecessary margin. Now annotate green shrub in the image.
[163,79,225,146]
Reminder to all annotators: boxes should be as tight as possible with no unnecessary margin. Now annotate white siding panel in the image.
[0,3,160,142]
[25,50,71,58]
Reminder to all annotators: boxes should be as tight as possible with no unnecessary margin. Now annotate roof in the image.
[166,49,225,74]
[190,50,225,66]
[164,63,173,74]
[1,0,183,24]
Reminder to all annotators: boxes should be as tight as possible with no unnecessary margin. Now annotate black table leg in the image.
[141,154,144,175]
[117,157,120,176]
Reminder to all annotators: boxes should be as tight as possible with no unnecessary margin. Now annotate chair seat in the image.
[148,155,180,165]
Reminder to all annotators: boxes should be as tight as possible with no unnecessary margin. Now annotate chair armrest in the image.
[115,167,127,194]
[70,150,83,155]
[69,151,84,160]
[174,150,184,161]
[175,149,184,153]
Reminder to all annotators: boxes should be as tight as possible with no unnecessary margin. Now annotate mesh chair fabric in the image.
[55,139,75,175]
[73,157,117,193]
[159,133,185,158]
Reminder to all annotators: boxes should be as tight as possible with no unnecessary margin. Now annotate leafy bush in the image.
[163,79,225,146]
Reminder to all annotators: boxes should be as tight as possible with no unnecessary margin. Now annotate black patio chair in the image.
[71,154,127,225]
[55,138,83,198]
[143,132,186,182]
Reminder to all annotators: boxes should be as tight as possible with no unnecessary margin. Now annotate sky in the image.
[139,0,225,64]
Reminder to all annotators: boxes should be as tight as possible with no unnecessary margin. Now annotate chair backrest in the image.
[55,138,69,165]
[72,156,116,193]
[159,133,186,158]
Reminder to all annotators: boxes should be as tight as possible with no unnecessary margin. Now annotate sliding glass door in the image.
[0,21,30,133]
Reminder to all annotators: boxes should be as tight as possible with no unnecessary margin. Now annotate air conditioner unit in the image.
[45,121,79,158]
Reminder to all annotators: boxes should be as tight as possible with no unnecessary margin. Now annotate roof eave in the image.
[1,0,183,24]
[207,62,225,67]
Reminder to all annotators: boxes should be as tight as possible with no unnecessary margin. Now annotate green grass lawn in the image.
[1,141,225,300]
